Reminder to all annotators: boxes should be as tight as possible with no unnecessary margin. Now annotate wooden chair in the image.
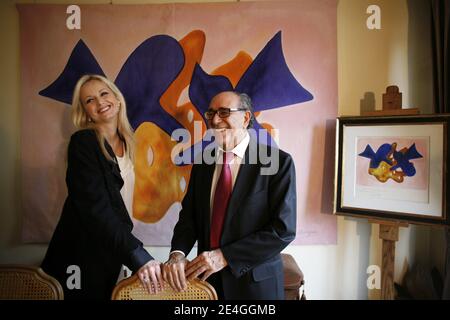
[0,265,64,300]
[112,275,217,300]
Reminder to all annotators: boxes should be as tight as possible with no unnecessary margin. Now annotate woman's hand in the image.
[137,260,164,294]
[162,252,189,292]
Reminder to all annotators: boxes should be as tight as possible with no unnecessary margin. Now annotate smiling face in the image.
[79,79,120,125]
[208,91,251,150]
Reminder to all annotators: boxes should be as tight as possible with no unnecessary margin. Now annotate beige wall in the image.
[337,0,443,300]
[0,0,444,299]
[339,0,409,115]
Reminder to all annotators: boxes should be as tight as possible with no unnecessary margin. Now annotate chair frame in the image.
[0,264,64,300]
[112,274,218,300]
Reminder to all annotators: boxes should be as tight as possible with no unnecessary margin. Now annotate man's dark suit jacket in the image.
[171,137,297,299]
[41,129,152,299]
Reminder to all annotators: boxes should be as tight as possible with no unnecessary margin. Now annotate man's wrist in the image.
[213,249,228,267]
[169,251,186,261]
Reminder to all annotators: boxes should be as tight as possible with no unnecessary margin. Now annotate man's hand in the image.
[162,252,189,292]
[137,259,164,294]
[185,249,228,281]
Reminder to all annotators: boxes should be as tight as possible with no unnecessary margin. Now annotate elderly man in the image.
[163,91,297,299]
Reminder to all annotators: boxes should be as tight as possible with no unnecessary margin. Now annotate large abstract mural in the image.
[18,0,338,245]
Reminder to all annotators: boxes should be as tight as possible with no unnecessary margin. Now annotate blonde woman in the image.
[41,74,162,299]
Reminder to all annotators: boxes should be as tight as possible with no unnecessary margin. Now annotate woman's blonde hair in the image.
[71,74,135,162]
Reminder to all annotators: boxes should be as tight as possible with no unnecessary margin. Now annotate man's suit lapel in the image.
[201,161,215,249]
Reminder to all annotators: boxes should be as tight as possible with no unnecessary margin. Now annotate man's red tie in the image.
[210,151,233,249]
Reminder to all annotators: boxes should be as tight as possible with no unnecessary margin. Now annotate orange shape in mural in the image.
[134,122,191,222]
[160,30,207,140]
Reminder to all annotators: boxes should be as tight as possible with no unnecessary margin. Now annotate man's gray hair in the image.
[237,92,255,128]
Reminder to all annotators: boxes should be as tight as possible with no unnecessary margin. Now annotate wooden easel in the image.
[362,87,419,299]
[369,219,408,299]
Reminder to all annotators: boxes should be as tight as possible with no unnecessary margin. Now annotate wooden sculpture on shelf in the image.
[361,85,420,116]
[382,85,402,110]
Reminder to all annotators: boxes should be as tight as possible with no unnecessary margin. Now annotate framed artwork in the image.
[334,114,450,226]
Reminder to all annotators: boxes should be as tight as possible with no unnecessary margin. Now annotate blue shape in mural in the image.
[39,40,105,104]
[189,31,313,117]
[236,31,314,111]
[115,35,185,134]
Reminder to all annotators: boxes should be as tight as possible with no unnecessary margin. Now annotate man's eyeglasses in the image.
[204,107,247,120]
